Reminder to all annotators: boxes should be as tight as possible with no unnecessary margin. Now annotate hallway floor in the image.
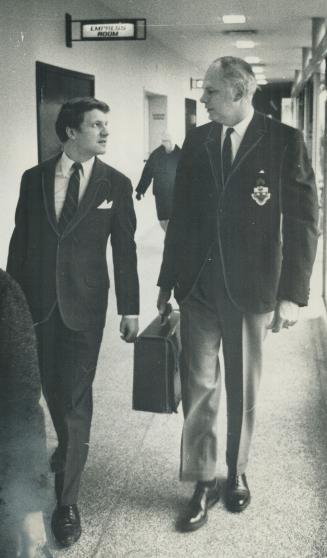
[1,224,327,558]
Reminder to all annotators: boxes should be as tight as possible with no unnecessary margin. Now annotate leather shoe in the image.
[226,473,251,512]
[176,479,220,532]
[51,504,81,547]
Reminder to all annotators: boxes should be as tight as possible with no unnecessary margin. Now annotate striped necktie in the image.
[58,162,82,233]
[222,127,234,183]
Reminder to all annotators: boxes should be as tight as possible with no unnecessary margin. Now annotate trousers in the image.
[179,249,272,481]
[35,306,103,504]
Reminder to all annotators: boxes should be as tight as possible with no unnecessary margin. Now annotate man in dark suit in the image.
[157,57,318,531]
[135,131,181,231]
[7,97,139,547]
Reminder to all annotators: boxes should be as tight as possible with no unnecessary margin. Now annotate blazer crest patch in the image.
[251,170,271,206]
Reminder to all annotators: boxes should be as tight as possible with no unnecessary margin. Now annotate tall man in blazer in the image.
[7,97,139,547]
[157,57,318,531]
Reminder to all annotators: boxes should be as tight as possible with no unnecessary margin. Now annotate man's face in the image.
[162,138,173,153]
[69,109,109,160]
[200,65,241,126]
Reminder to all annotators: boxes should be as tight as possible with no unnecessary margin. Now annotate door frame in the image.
[36,61,95,162]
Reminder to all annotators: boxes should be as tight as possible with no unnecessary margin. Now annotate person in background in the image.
[157,56,318,531]
[0,268,47,557]
[135,131,181,231]
[7,97,139,548]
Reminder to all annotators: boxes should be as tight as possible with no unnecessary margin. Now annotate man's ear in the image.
[66,126,76,140]
[232,88,244,102]
[232,83,245,102]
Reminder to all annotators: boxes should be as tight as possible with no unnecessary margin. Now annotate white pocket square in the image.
[97,200,113,209]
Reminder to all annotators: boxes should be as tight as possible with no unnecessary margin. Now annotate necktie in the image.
[222,127,234,183]
[58,162,82,233]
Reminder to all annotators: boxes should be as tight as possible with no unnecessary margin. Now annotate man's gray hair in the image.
[212,56,257,99]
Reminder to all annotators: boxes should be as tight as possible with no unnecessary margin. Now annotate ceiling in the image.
[100,0,327,82]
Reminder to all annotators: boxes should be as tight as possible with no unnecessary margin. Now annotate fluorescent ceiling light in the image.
[245,56,261,63]
[236,40,255,49]
[257,79,268,85]
[255,73,266,80]
[252,66,264,74]
[222,14,246,24]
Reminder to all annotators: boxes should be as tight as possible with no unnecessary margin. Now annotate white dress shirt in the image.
[221,106,254,162]
[54,152,95,220]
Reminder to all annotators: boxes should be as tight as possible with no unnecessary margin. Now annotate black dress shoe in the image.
[50,446,64,473]
[226,473,251,512]
[177,479,220,532]
[51,504,82,547]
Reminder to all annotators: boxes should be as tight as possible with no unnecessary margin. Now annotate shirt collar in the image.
[60,152,95,177]
[222,106,254,139]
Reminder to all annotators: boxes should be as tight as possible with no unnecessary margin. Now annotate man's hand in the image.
[120,316,139,342]
[157,288,172,325]
[135,192,142,201]
[267,300,299,333]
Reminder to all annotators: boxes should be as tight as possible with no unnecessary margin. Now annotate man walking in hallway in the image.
[7,97,139,547]
[157,56,318,531]
[135,131,181,231]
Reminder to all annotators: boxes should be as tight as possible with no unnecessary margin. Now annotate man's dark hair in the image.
[55,97,110,143]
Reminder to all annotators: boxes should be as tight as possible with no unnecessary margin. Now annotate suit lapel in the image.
[225,111,267,188]
[204,122,223,194]
[61,157,110,238]
[41,155,61,237]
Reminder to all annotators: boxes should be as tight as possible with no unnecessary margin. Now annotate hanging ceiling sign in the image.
[66,13,146,47]
[82,22,136,39]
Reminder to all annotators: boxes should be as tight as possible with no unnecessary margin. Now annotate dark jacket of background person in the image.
[136,145,181,220]
[0,269,48,558]
[158,112,318,313]
[0,268,40,411]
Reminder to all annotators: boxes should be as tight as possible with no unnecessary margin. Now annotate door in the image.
[185,98,196,134]
[144,92,167,159]
[36,62,95,162]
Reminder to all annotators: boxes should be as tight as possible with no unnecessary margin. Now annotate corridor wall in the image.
[0,0,207,264]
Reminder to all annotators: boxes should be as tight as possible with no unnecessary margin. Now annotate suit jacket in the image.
[158,111,318,313]
[136,145,181,220]
[7,155,139,330]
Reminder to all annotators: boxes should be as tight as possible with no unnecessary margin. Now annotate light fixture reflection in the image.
[245,56,261,63]
[236,40,255,49]
[222,15,246,24]
[252,66,264,74]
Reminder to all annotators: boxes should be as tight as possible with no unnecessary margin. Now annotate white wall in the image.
[0,0,207,266]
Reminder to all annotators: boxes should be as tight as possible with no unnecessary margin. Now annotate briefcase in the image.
[133,307,181,413]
